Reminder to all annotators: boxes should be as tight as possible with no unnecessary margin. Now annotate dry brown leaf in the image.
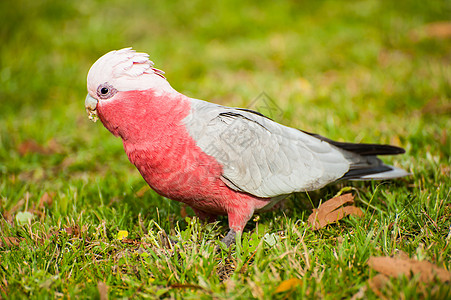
[18,140,46,156]
[322,206,364,225]
[63,225,81,237]
[424,21,451,39]
[410,21,451,41]
[368,256,451,283]
[274,278,303,293]
[17,139,63,156]
[1,210,13,223]
[440,129,448,147]
[97,281,108,300]
[121,238,139,245]
[421,98,451,115]
[0,237,23,247]
[308,193,363,230]
[180,204,188,219]
[38,192,54,208]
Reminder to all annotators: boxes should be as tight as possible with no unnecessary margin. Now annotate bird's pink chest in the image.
[123,120,230,214]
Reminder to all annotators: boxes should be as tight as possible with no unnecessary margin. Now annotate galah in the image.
[85,48,409,245]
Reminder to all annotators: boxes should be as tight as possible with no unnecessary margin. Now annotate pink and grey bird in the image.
[85,48,409,245]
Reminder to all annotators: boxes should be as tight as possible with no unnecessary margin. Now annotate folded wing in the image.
[184,99,357,198]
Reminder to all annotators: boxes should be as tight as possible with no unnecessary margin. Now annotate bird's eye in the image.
[97,83,117,99]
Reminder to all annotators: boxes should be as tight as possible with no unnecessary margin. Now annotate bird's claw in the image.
[220,229,237,248]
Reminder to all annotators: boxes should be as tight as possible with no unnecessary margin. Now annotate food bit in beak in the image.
[85,94,99,122]
[86,108,98,122]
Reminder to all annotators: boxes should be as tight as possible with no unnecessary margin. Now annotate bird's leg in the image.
[194,209,240,247]
[221,229,237,247]
[220,207,253,247]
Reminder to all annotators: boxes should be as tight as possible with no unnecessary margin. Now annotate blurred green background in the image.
[0,0,450,297]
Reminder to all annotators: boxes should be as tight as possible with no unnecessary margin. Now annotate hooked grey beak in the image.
[85,94,99,122]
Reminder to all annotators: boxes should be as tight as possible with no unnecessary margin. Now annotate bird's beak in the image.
[85,94,99,122]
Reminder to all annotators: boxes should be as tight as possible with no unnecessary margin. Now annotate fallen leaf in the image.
[368,256,451,283]
[38,192,54,208]
[0,237,23,247]
[274,278,303,293]
[410,21,451,41]
[64,225,81,237]
[1,210,13,223]
[121,238,139,245]
[423,21,451,39]
[180,204,188,218]
[440,129,448,147]
[18,140,46,156]
[17,139,63,156]
[97,281,108,300]
[15,211,35,225]
[421,98,451,115]
[116,230,129,240]
[308,193,363,230]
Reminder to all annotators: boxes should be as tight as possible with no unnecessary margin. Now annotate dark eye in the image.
[97,83,117,99]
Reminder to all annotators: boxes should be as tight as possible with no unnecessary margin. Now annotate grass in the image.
[1,0,450,298]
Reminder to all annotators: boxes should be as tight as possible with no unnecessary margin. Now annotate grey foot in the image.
[220,229,237,248]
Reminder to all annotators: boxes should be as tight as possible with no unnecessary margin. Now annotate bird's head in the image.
[85,48,174,122]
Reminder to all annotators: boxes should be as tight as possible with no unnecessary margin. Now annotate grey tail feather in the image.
[339,154,409,181]
[345,166,411,181]
[299,130,409,180]
[341,164,393,180]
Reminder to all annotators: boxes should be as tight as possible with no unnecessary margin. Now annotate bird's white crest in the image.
[87,48,175,97]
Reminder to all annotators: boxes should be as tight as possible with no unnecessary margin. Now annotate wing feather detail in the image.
[184,99,350,198]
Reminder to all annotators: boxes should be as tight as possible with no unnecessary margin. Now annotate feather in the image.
[300,130,405,155]
[184,99,350,197]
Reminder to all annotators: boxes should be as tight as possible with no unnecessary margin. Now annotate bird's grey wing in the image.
[184,99,351,198]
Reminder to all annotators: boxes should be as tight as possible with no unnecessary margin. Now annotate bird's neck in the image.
[97,89,191,145]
